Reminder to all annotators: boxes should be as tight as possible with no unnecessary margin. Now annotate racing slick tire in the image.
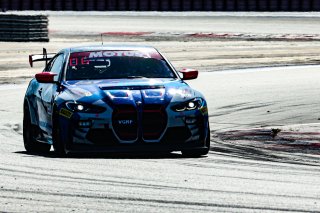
[181,127,211,157]
[52,110,67,157]
[23,106,51,153]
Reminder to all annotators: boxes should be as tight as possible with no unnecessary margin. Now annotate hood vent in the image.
[100,85,164,90]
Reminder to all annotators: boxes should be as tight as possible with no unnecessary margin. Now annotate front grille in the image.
[142,104,167,140]
[112,105,138,141]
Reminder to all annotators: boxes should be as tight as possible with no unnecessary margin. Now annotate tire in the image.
[181,127,211,157]
[23,106,51,153]
[52,111,67,156]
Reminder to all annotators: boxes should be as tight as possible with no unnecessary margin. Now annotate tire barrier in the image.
[0,0,320,11]
[0,14,49,42]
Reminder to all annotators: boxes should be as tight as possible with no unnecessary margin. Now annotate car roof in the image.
[62,44,158,54]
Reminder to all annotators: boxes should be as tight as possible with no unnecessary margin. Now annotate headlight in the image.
[171,98,203,112]
[65,101,106,113]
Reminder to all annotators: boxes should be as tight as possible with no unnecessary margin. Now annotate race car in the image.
[23,45,210,156]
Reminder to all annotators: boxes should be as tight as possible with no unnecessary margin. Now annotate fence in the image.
[0,14,49,41]
[0,0,320,11]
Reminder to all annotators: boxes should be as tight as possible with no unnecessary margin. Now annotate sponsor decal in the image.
[88,51,149,58]
[200,106,208,114]
[69,50,163,66]
[118,120,134,125]
[59,108,73,119]
[69,51,150,66]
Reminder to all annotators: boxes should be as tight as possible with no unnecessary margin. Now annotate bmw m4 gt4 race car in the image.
[23,45,210,156]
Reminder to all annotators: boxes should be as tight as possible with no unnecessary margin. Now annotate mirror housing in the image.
[35,72,57,83]
[179,68,198,80]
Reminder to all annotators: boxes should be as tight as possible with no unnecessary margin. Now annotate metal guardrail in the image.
[0,0,320,11]
[0,14,49,42]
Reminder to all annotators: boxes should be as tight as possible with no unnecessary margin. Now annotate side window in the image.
[44,58,55,72]
[48,54,64,75]
[45,54,65,81]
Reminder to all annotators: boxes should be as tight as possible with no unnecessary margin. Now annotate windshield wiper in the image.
[126,76,148,79]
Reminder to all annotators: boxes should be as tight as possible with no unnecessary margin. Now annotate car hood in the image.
[57,78,203,106]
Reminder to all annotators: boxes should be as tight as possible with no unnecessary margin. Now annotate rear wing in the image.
[29,48,56,67]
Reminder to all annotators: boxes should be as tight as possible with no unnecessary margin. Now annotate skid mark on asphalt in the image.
[0,123,22,134]
[2,169,316,201]
[213,127,320,166]
[0,187,315,213]
[219,129,320,148]
[214,102,274,116]
[217,102,250,110]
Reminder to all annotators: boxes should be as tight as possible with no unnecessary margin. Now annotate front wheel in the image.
[52,112,67,157]
[23,107,51,153]
[181,127,211,157]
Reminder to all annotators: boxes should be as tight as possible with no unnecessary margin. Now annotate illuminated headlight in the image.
[76,104,84,111]
[187,101,196,110]
[66,101,105,113]
[171,98,203,112]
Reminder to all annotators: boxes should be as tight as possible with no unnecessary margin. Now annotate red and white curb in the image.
[99,31,320,41]
[215,123,320,152]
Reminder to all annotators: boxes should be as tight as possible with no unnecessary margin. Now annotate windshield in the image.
[66,50,176,80]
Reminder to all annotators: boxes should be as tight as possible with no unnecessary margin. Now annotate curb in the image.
[215,123,320,152]
[98,31,320,41]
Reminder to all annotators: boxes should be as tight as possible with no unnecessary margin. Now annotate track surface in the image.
[1,66,320,212]
[47,11,320,35]
[2,12,320,84]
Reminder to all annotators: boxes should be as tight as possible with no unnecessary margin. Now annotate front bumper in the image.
[66,142,208,154]
[58,103,209,153]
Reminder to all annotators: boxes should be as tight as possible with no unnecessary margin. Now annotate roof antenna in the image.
[100,34,104,46]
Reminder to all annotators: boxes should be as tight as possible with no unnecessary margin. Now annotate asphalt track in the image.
[1,65,320,212]
[47,11,320,35]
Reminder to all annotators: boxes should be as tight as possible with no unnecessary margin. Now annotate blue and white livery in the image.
[23,45,210,156]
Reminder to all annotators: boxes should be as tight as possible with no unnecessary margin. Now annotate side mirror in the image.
[35,72,57,83]
[179,68,198,80]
